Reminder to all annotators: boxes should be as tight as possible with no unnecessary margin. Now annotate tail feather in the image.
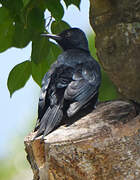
[42,105,63,138]
[34,105,63,139]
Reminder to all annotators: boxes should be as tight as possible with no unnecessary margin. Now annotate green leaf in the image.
[23,0,30,7]
[51,20,71,34]
[0,7,15,52]
[13,7,45,48]
[48,41,62,61]
[31,36,51,64]
[0,7,10,24]
[63,0,81,9]
[26,7,45,38]
[12,19,31,48]
[31,60,48,87]
[46,0,64,20]
[31,42,61,86]
[0,0,23,16]
[7,61,31,97]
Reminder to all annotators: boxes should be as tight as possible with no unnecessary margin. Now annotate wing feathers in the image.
[65,62,101,117]
[35,58,101,139]
[67,89,97,117]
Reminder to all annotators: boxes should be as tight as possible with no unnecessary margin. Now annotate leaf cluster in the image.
[0,0,81,96]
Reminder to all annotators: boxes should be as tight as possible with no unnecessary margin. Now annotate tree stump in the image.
[24,100,140,180]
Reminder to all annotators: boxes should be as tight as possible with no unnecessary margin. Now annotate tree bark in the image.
[89,0,140,102]
[24,100,140,180]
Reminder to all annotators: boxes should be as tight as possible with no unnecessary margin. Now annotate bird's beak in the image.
[41,33,62,41]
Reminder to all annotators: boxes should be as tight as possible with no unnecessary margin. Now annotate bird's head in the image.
[41,28,89,52]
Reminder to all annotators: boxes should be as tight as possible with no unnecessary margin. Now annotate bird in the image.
[34,28,101,139]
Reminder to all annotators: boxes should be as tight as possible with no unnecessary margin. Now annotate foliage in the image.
[0,0,80,96]
[7,60,31,97]
[0,0,118,100]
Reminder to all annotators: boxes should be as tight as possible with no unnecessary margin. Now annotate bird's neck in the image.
[62,47,90,53]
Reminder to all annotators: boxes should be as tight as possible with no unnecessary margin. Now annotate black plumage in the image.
[34,28,101,139]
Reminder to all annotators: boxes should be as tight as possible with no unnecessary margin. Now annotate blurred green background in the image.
[0,1,118,180]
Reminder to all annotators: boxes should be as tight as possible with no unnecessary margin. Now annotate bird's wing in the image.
[34,62,57,131]
[34,63,72,138]
[64,60,101,117]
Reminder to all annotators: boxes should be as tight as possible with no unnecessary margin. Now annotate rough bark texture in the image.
[89,0,140,102]
[24,100,140,180]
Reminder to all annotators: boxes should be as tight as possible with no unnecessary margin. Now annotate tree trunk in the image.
[89,0,140,102]
[24,100,140,180]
